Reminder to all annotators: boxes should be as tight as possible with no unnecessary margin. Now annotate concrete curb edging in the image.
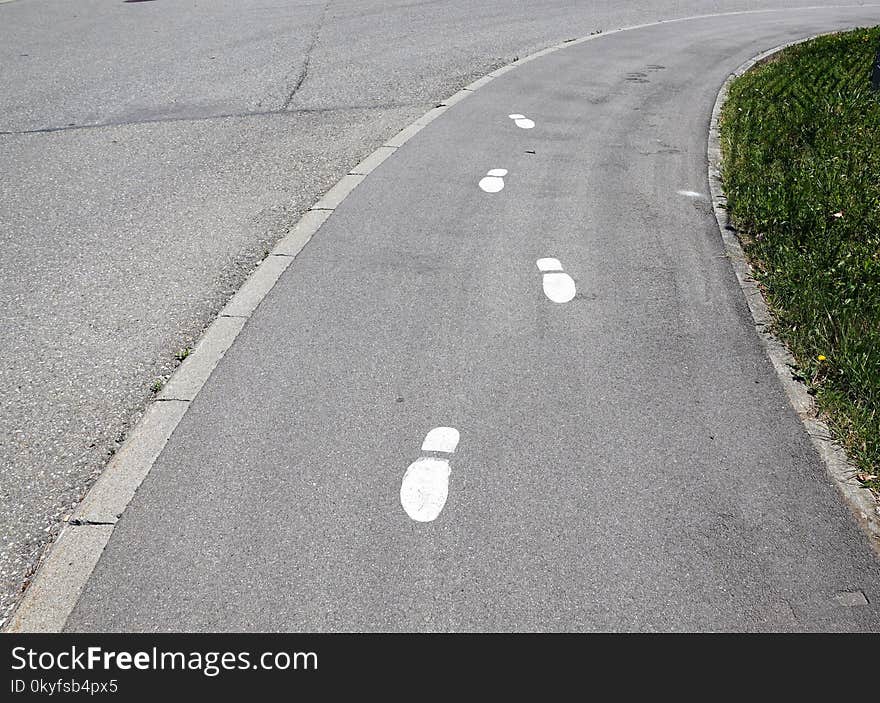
[707,35,880,552]
[6,6,880,633]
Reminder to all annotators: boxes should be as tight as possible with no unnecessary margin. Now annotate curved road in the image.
[54,7,880,631]
[7,0,847,627]
[8,0,840,625]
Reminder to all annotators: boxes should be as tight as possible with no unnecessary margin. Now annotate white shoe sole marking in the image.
[479,168,508,193]
[508,113,535,129]
[400,457,451,523]
[536,258,576,303]
[400,427,460,522]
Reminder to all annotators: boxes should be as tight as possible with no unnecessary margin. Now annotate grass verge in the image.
[720,28,880,495]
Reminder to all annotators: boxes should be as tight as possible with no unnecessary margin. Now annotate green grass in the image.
[720,28,880,494]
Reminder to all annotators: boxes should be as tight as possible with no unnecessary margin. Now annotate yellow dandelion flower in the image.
[818,355,827,362]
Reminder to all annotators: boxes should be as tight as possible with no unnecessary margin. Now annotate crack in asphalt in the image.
[0,1,344,138]
[0,101,416,137]
[281,0,334,111]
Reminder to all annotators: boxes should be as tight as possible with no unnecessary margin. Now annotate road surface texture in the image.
[59,7,880,631]
[9,0,840,625]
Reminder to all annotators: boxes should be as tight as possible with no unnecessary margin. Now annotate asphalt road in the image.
[59,7,880,631]
[5,0,837,624]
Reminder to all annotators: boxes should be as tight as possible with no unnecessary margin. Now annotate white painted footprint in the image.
[479,168,507,193]
[536,258,576,303]
[508,113,535,129]
[399,427,460,523]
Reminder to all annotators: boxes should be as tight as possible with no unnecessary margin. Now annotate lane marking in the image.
[400,427,459,522]
[479,168,507,193]
[508,113,535,129]
[536,258,576,303]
